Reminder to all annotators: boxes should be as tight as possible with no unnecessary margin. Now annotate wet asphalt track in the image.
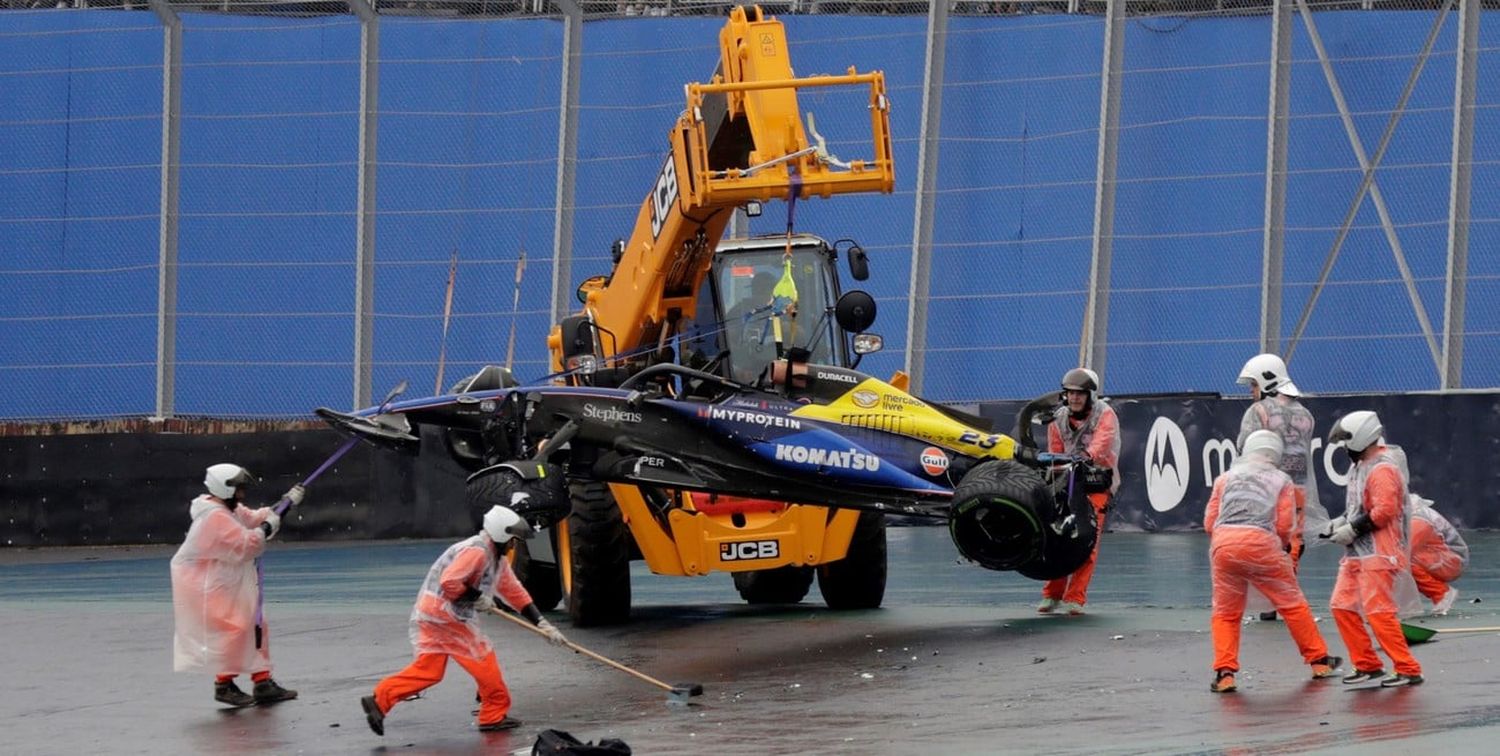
[3,528,1499,755]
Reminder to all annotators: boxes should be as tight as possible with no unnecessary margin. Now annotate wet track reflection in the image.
[2,528,1498,754]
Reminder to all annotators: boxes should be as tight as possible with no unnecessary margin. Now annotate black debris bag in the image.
[533,729,632,755]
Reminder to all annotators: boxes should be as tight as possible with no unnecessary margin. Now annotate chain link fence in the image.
[2,1,1496,420]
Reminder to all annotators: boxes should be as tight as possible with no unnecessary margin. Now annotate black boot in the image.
[214,680,255,708]
[478,717,522,731]
[253,678,298,704]
[361,695,385,736]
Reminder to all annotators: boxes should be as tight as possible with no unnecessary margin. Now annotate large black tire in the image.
[465,468,566,611]
[566,481,632,626]
[817,511,887,610]
[511,537,562,612]
[465,465,568,530]
[948,459,1050,572]
[733,566,815,604]
[1016,472,1099,582]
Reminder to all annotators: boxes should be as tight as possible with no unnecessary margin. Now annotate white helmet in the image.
[1237,353,1300,397]
[204,463,256,499]
[1239,429,1284,465]
[1329,410,1383,453]
[482,505,531,543]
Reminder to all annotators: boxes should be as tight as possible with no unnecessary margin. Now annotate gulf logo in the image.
[851,389,880,409]
[919,446,949,476]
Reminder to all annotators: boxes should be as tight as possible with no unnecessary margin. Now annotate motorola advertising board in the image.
[981,392,1500,531]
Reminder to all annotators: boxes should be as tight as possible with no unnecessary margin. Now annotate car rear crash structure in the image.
[319,5,1108,626]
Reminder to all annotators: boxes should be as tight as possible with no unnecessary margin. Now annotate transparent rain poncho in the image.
[170,496,274,675]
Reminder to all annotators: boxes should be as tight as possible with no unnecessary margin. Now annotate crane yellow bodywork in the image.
[544,6,894,588]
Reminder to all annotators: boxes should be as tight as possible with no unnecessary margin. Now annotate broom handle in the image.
[488,607,674,693]
[1437,626,1500,634]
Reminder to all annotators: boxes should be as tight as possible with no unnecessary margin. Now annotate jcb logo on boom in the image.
[719,539,780,562]
[650,156,679,240]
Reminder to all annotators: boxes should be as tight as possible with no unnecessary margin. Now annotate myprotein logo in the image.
[700,406,801,430]
[582,403,642,424]
[774,444,881,472]
[919,447,949,476]
[720,539,780,561]
[1144,416,1190,512]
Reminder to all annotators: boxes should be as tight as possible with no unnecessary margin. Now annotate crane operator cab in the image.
[680,234,880,390]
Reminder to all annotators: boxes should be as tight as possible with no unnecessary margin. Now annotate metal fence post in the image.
[1260,0,1292,356]
[350,0,380,409]
[1443,0,1479,390]
[905,0,948,396]
[148,0,180,419]
[551,0,583,325]
[1081,0,1124,376]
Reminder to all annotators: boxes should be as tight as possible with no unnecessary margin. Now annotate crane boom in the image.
[548,5,894,375]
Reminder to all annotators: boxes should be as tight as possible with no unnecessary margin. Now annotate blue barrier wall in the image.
[0,11,162,418]
[3,10,1498,418]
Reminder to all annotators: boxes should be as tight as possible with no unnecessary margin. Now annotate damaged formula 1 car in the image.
[318,344,1111,625]
[317,5,1109,626]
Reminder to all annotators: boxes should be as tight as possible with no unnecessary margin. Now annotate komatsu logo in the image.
[583,404,642,424]
[720,539,780,561]
[701,407,801,429]
[774,444,881,471]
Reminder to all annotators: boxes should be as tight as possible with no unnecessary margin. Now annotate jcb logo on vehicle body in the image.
[650,156,679,240]
[720,540,780,561]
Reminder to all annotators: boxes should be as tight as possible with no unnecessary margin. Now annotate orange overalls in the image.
[1410,506,1467,605]
[1204,460,1331,673]
[371,535,535,726]
[1330,447,1421,677]
[1042,400,1120,607]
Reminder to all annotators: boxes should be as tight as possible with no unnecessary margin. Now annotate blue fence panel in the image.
[174,13,361,416]
[375,18,562,395]
[0,10,162,420]
[1280,12,1456,394]
[925,15,1102,402]
[1105,17,1270,398]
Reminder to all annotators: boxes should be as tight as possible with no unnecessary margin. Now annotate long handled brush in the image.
[488,607,703,703]
[1401,623,1500,644]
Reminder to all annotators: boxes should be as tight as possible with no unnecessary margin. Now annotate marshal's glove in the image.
[1328,521,1357,546]
[537,619,568,647]
[282,485,305,508]
[474,594,497,614]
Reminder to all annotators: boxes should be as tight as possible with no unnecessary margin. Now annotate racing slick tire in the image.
[948,459,1050,573]
[733,566,815,605]
[566,481,632,626]
[816,511,887,610]
[465,467,565,611]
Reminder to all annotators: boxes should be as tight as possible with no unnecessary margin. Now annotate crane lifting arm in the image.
[549,5,894,377]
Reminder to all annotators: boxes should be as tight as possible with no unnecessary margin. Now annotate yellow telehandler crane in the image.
[523,5,895,624]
